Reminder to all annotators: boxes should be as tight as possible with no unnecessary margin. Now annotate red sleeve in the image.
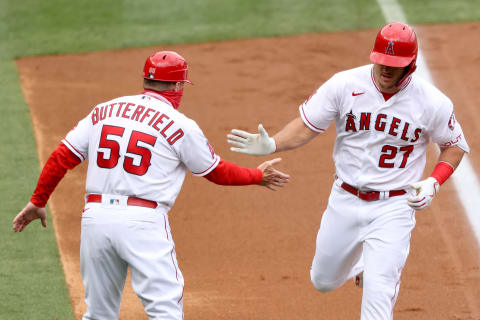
[30,142,82,208]
[204,159,262,185]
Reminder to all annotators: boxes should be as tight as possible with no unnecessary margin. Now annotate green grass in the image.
[401,0,480,24]
[1,0,384,60]
[2,0,479,60]
[0,60,75,318]
[1,0,479,318]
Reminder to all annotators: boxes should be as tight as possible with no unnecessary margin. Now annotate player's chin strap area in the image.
[396,62,416,88]
[334,175,407,201]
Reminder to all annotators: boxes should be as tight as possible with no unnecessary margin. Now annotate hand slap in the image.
[257,158,290,191]
[407,177,440,210]
[227,124,276,156]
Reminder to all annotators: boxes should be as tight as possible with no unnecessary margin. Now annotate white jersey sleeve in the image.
[299,74,341,133]
[428,98,469,153]
[62,111,93,161]
[176,121,220,176]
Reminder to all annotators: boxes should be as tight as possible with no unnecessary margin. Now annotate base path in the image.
[17,22,480,319]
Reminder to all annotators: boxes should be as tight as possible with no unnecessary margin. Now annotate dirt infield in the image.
[17,22,480,319]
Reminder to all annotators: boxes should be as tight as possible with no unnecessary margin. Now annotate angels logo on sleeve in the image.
[448,112,456,130]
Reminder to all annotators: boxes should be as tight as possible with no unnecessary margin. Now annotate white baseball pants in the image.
[80,200,184,320]
[310,180,416,320]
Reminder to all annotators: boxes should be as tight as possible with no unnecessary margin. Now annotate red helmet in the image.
[370,22,418,68]
[143,51,192,83]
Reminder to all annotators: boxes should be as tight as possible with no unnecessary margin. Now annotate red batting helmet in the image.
[370,22,418,68]
[143,51,192,83]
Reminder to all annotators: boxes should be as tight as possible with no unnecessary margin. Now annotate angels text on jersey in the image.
[344,110,422,143]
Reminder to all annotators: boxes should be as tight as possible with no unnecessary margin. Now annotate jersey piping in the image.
[62,138,86,161]
[191,155,220,176]
[299,104,326,132]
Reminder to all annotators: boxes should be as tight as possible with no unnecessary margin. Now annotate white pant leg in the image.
[119,210,184,320]
[81,208,128,320]
[310,183,364,292]
[361,203,415,320]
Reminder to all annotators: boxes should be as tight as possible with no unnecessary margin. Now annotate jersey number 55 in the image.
[97,125,157,176]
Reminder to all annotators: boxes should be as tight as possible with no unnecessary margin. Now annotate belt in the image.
[86,194,158,209]
[340,182,406,201]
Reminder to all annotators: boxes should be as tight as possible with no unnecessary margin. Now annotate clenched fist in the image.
[407,177,440,210]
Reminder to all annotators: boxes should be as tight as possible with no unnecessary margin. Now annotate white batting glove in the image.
[227,124,276,156]
[407,177,440,210]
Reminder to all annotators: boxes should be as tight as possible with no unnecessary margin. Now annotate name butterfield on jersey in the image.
[91,101,184,145]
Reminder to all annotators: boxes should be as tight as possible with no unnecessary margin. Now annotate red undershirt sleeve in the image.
[30,142,83,208]
[204,159,262,185]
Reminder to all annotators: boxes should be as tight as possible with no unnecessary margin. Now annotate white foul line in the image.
[377,0,480,247]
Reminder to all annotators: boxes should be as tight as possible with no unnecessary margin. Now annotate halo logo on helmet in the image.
[143,51,192,84]
[385,41,395,55]
[370,22,418,87]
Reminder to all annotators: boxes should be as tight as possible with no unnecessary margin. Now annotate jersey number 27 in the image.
[379,145,414,168]
[97,125,157,175]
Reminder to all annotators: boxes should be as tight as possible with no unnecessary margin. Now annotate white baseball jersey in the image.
[299,64,469,191]
[63,91,220,208]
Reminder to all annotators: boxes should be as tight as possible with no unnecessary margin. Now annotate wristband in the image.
[430,161,454,185]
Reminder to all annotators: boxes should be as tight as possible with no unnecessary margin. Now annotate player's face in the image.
[373,64,406,93]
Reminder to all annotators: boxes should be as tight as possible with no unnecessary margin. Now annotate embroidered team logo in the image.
[148,67,156,79]
[345,110,357,132]
[346,110,357,120]
[448,112,456,130]
[385,41,395,55]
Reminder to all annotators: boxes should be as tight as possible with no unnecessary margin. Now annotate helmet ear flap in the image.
[396,60,416,88]
[408,62,417,74]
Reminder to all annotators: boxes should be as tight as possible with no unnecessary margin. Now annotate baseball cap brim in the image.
[370,52,414,67]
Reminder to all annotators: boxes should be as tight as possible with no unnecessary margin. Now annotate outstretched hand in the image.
[13,202,47,232]
[227,124,276,156]
[257,158,290,191]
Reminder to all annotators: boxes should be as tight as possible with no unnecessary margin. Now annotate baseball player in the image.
[227,23,469,319]
[13,51,290,320]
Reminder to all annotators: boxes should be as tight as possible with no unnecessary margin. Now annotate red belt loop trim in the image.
[86,194,158,209]
[340,182,406,201]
